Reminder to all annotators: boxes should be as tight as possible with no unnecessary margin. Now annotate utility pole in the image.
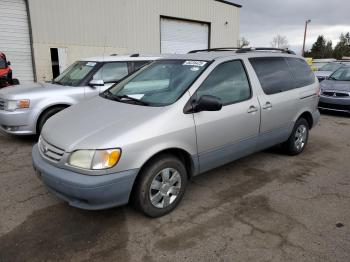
[302,19,311,56]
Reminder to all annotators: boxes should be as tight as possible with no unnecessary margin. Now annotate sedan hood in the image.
[42,96,168,152]
[0,82,68,99]
[320,80,350,92]
[314,71,333,78]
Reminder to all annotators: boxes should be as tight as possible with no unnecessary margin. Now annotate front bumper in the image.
[319,96,350,113]
[0,109,35,135]
[32,144,139,210]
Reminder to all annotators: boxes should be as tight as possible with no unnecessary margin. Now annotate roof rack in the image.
[110,54,118,56]
[236,47,295,54]
[130,53,140,57]
[188,47,241,54]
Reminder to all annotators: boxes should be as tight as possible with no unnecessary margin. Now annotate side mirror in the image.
[89,79,104,87]
[7,61,11,66]
[184,95,222,113]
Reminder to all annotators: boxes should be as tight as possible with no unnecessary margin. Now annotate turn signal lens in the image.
[18,100,30,109]
[91,149,121,170]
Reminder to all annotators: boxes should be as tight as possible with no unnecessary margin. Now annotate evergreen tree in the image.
[333,33,350,59]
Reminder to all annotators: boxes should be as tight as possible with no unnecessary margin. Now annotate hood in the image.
[320,80,350,92]
[0,82,68,99]
[42,96,168,152]
[314,71,333,78]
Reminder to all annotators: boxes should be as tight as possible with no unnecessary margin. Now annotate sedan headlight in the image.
[68,149,121,170]
[4,99,30,111]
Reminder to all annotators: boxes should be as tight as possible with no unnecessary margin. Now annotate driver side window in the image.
[93,62,129,83]
[196,60,251,105]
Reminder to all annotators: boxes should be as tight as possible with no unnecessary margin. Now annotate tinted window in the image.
[286,58,315,87]
[93,62,128,82]
[0,59,6,69]
[196,60,251,105]
[249,57,295,95]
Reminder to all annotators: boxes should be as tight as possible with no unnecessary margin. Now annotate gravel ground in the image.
[0,113,349,262]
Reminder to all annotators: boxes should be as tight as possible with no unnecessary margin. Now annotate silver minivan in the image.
[32,48,320,217]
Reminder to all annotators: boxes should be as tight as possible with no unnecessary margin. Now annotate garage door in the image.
[161,17,209,54]
[0,0,34,83]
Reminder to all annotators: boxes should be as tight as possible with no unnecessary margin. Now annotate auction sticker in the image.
[183,61,207,67]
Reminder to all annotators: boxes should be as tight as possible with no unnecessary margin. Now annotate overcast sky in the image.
[233,0,350,54]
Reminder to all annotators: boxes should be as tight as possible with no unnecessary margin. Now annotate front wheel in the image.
[134,154,187,217]
[282,118,309,155]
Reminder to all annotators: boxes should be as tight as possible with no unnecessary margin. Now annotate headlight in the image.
[68,149,121,170]
[4,99,30,111]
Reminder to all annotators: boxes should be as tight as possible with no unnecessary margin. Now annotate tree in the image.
[239,37,250,48]
[270,35,289,49]
[333,32,350,59]
[309,35,327,58]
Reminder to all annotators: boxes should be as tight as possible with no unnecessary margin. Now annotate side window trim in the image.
[194,59,253,107]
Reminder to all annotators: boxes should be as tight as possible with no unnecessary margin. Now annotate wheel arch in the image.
[296,111,314,129]
[129,147,197,201]
[35,103,71,133]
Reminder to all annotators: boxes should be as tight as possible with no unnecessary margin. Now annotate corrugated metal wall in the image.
[27,0,240,81]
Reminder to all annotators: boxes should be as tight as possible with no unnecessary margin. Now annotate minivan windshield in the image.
[319,63,342,72]
[53,61,97,86]
[329,67,350,81]
[107,60,209,106]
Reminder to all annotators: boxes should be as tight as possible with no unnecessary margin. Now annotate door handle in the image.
[247,105,258,113]
[262,102,272,110]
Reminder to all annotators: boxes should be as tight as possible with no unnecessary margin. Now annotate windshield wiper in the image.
[115,95,149,106]
[328,76,336,80]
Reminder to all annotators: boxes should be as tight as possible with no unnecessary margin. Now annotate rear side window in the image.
[249,57,295,95]
[286,58,315,87]
[196,60,251,105]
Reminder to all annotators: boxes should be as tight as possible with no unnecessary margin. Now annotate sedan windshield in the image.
[319,63,342,72]
[53,61,97,86]
[329,67,350,81]
[107,60,209,106]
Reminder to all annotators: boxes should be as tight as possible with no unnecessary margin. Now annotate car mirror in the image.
[7,61,11,66]
[184,95,222,114]
[89,79,104,87]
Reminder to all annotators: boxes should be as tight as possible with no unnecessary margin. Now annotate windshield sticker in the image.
[190,67,200,71]
[183,61,207,67]
[127,94,144,99]
[86,62,97,67]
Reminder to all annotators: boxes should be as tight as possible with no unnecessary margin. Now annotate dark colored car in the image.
[319,66,350,113]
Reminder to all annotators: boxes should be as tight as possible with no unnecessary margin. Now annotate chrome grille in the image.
[322,91,349,97]
[39,137,65,162]
[0,98,5,110]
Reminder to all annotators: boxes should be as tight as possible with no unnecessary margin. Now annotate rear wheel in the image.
[282,118,309,155]
[37,106,67,134]
[134,154,187,217]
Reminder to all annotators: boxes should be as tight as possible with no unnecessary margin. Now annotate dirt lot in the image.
[0,113,349,262]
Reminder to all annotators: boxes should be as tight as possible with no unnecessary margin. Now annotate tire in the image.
[37,106,67,134]
[11,78,20,85]
[134,154,188,217]
[282,118,309,156]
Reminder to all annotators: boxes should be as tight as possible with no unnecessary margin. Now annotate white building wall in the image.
[28,0,240,81]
